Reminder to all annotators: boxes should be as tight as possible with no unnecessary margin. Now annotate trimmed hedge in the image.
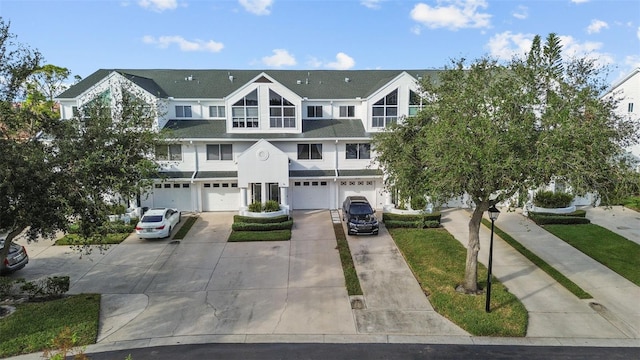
[385,220,441,229]
[231,219,294,231]
[233,215,290,224]
[529,210,586,218]
[529,214,591,225]
[382,212,442,223]
[533,190,574,208]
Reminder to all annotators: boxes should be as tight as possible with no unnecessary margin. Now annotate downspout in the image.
[334,139,339,209]
[191,141,199,211]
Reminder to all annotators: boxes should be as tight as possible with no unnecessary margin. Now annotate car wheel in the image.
[166,226,172,238]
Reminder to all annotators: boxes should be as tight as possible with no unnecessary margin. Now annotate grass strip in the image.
[172,216,198,240]
[228,229,291,242]
[481,219,592,299]
[333,223,363,296]
[390,228,527,337]
[543,224,640,286]
[55,233,129,245]
[0,294,101,358]
[622,196,640,212]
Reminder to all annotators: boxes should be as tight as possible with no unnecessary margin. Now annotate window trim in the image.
[175,105,192,118]
[232,89,259,128]
[155,144,182,161]
[269,89,296,128]
[339,105,355,118]
[345,143,371,160]
[297,143,323,160]
[307,105,323,118]
[209,105,226,118]
[372,89,398,128]
[206,144,233,161]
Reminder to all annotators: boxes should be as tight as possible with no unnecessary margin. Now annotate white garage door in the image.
[291,180,330,209]
[151,183,193,211]
[202,182,240,211]
[338,180,377,208]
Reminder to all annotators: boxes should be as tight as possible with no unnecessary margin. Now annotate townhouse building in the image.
[57,69,435,213]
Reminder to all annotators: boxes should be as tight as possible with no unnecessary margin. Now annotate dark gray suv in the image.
[342,196,379,235]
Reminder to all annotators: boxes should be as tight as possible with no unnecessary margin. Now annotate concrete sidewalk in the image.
[582,206,640,246]
[441,208,639,340]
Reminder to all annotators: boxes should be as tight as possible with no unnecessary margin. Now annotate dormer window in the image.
[372,89,397,128]
[232,89,258,128]
[176,105,192,118]
[269,90,296,128]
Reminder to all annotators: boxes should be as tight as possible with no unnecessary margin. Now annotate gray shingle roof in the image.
[164,119,371,140]
[58,69,438,100]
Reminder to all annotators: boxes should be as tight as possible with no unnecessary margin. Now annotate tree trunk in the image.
[0,225,26,270]
[462,201,489,293]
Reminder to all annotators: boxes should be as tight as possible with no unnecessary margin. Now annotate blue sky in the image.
[1,0,638,83]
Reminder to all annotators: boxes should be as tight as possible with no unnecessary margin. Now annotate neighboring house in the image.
[602,67,640,171]
[56,69,435,213]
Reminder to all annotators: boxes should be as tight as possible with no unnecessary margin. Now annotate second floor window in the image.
[269,90,296,128]
[629,103,634,113]
[232,89,259,128]
[209,106,225,118]
[207,144,233,160]
[409,90,424,116]
[176,105,192,118]
[339,105,355,118]
[307,105,323,118]
[346,143,371,159]
[372,89,397,128]
[155,144,182,161]
[297,143,322,160]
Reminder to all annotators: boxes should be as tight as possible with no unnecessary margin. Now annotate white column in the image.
[240,188,247,208]
[280,186,288,207]
[261,182,267,206]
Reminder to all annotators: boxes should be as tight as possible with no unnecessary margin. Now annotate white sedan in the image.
[135,208,181,239]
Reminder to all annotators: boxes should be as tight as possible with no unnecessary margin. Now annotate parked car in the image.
[342,196,379,235]
[0,238,29,274]
[135,208,181,239]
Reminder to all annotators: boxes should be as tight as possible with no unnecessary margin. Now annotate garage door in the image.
[338,180,377,208]
[202,182,240,211]
[151,183,193,211]
[291,180,330,209]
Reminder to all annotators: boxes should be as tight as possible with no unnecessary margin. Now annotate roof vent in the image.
[229,75,234,82]
[345,77,350,83]
[185,75,193,81]
[297,80,302,85]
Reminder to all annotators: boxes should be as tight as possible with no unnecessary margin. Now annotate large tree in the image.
[373,34,639,293]
[0,18,162,266]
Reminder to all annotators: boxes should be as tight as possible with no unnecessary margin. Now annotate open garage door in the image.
[202,182,240,211]
[291,180,330,209]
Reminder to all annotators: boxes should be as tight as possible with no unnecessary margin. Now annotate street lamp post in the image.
[485,204,500,313]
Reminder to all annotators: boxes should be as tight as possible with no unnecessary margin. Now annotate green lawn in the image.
[482,219,591,299]
[172,216,198,239]
[333,223,363,296]
[390,228,528,336]
[543,224,640,286]
[228,229,291,242]
[0,294,100,358]
[55,232,130,245]
[622,196,640,212]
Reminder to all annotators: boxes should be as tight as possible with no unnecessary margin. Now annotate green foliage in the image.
[42,327,89,360]
[248,202,262,212]
[232,220,293,231]
[544,224,640,286]
[532,190,574,208]
[528,214,591,225]
[234,214,290,223]
[529,209,586,217]
[264,200,280,212]
[410,195,427,210]
[19,276,70,300]
[333,223,363,295]
[0,294,100,358]
[390,228,528,336]
[382,212,442,223]
[384,220,440,229]
[228,230,291,242]
[55,232,130,246]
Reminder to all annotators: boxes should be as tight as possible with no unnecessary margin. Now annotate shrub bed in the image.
[232,219,294,231]
[529,213,591,225]
[529,210,586,218]
[533,190,573,208]
[382,212,442,222]
[233,214,290,224]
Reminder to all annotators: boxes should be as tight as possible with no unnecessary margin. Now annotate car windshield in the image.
[350,203,373,215]
[141,215,163,223]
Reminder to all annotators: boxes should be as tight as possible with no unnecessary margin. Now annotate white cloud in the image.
[512,5,528,20]
[325,52,356,70]
[625,54,640,69]
[486,32,614,68]
[486,31,534,60]
[138,0,178,12]
[361,0,383,9]
[410,0,491,30]
[587,19,608,34]
[571,0,589,3]
[142,35,224,52]
[262,49,297,68]
[239,0,273,15]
